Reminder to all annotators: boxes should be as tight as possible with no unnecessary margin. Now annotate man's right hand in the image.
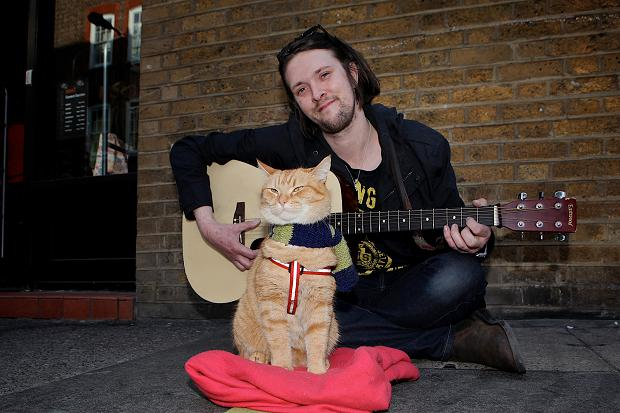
[193,206,260,271]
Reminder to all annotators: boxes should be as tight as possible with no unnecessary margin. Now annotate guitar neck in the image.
[329,205,499,236]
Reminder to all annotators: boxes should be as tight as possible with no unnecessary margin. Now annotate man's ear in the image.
[348,62,359,83]
[311,155,331,182]
[257,159,278,175]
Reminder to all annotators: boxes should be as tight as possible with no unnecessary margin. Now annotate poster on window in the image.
[92,132,128,175]
[58,80,87,140]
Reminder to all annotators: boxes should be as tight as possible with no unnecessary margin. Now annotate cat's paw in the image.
[270,356,293,370]
[249,351,269,364]
[307,359,329,374]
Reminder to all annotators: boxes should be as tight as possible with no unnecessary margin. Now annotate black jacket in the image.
[170,104,482,266]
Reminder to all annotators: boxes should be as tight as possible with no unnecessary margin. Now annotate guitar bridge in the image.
[233,202,245,245]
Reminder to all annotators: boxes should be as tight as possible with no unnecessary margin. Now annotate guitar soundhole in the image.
[250,238,263,250]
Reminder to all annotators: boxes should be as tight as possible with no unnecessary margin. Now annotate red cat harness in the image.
[268,257,333,315]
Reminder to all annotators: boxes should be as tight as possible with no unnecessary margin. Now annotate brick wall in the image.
[137,0,620,318]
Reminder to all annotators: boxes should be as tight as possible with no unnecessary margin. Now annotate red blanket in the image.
[186,346,420,413]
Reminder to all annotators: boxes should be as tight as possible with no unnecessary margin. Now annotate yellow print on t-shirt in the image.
[355,181,376,210]
[354,180,397,274]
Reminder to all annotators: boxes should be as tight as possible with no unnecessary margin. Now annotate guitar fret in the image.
[408,210,411,231]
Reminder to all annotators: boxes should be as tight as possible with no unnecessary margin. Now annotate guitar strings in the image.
[238,205,566,234]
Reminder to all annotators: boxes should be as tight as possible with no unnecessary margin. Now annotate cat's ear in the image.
[311,156,331,182]
[257,159,277,175]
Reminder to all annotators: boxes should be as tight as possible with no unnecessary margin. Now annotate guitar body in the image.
[182,160,343,303]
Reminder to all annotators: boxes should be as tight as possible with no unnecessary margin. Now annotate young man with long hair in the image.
[170,25,525,373]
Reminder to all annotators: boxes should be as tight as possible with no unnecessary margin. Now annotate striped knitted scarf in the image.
[269,221,358,292]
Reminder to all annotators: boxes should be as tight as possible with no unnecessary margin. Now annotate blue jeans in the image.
[335,250,487,361]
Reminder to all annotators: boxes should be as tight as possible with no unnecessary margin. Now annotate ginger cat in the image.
[232,156,357,374]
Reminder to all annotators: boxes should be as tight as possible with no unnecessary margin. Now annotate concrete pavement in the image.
[0,318,618,412]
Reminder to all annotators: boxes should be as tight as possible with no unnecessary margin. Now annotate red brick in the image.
[0,297,38,318]
[63,298,90,320]
[118,298,135,320]
[92,298,118,320]
[38,298,64,319]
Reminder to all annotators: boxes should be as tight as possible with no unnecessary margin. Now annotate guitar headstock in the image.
[499,191,577,234]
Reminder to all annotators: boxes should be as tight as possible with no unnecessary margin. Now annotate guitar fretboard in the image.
[328,206,499,235]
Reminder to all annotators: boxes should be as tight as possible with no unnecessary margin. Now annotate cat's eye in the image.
[292,186,304,193]
[268,188,279,194]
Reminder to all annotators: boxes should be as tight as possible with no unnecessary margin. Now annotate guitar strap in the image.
[383,132,437,251]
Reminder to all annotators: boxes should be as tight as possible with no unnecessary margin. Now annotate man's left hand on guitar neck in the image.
[443,198,492,255]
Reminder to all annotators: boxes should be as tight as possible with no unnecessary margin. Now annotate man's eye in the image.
[320,72,330,78]
[296,87,305,96]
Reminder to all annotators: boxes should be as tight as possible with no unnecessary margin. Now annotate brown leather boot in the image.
[451,309,526,374]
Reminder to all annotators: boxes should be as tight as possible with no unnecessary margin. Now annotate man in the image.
[170,25,525,373]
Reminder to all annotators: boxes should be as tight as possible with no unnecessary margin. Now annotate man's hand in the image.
[194,206,260,271]
[443,198,492,254]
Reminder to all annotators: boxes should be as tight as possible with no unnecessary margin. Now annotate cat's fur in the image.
[232,156,339,374]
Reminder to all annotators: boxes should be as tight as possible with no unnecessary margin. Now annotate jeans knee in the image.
[425,252,486,304]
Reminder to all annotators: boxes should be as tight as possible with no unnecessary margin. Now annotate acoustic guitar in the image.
[182,160,577,303]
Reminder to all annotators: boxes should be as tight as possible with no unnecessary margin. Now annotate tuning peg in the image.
[554,191,566,199]
[519,192,528,200]
[555,234,567,242]
[521,232,525,241]
[539,191,544,199]
[539,232,544,240]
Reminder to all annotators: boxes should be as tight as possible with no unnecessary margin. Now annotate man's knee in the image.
[425,252,486,303]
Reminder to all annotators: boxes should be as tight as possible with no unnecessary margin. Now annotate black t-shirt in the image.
[346,161,410,276]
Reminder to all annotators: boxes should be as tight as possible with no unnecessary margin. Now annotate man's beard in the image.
[314,99,355,134]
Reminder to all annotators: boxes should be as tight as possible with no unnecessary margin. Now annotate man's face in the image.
[284,49,357,134]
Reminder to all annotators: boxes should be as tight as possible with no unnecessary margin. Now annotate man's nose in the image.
[312,88,326,102]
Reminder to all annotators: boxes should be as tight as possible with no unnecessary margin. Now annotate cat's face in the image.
[258,156,332,225]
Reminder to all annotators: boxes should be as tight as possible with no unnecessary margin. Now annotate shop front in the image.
[1,0,142,317]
